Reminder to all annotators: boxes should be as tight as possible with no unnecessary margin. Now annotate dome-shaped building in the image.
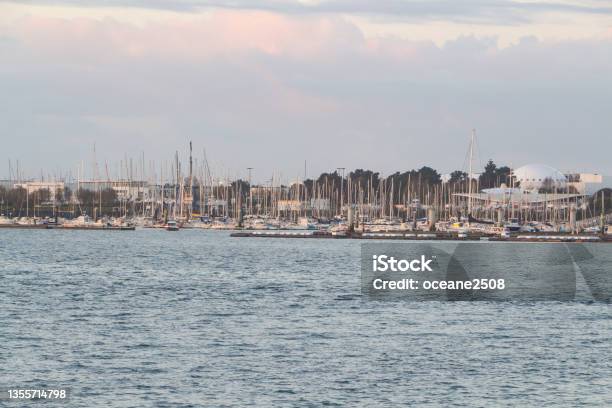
[513,164,567,192]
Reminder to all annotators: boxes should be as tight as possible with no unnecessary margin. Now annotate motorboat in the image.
[504,218,521,232]
[165,220,179,231]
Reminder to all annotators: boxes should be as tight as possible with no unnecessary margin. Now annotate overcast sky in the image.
[1,0,611,182]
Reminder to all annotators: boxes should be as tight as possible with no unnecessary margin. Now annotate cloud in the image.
[0,9,611,178]
[6,0,612,23]
[1,11,364,62]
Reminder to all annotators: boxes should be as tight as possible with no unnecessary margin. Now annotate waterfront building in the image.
[14,181,65,201]
[457,164,612,206]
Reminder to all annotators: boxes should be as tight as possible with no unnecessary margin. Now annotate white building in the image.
[14,181,65,201]
[78,180,150,200]
[456,164,612,207]
[567,173,612,195]
[512,164,567,192]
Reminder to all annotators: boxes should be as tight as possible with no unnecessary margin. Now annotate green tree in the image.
[449,170,468,183]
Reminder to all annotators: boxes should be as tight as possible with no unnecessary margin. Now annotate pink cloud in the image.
[3,10,367,62]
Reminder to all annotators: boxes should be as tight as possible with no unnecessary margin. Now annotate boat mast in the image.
[468,129,475,217]
[188,141,193,220]
[601,190,605,234]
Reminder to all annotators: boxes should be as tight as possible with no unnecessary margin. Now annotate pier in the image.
[0,223,135,230]
[230,230,612,243]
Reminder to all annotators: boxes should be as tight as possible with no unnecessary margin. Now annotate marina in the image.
[2,136,612,239]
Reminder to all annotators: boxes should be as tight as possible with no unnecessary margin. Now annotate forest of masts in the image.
[1,150,611,224]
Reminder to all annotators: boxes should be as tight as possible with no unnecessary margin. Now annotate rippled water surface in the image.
[1,230,611,407]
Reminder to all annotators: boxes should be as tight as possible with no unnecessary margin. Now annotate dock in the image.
[230,230,612,243]
[0,224,135,230]
[0,223,51,229]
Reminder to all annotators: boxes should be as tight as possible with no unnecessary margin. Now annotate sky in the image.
[1,0,611,182]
